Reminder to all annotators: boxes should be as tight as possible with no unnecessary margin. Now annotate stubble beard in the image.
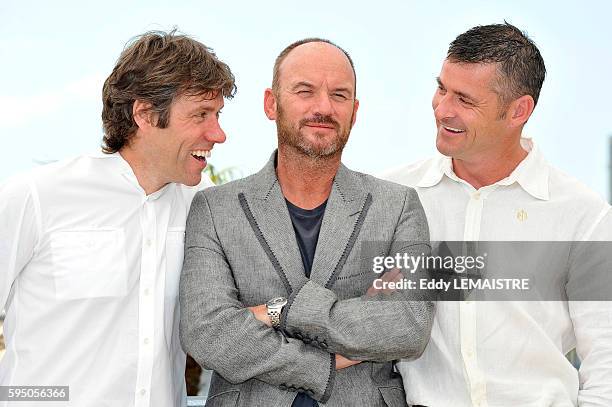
[276,103,352,160]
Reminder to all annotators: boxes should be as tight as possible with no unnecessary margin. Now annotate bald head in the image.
[263,38,359,161]
[272,38,357,96]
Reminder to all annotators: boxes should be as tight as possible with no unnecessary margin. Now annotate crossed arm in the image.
[179,189,434,401]
[248,188,434,362]
[180,192,338,402]
[247,305,359,369]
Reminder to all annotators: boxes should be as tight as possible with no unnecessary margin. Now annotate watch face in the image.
[267,297,287,307]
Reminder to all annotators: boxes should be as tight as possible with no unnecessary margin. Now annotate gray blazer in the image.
[180,152,434,407]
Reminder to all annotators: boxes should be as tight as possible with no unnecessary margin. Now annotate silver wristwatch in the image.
[266,297,288,328]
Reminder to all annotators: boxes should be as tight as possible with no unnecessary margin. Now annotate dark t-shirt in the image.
[285,198,328,407]
[285,199,327,277]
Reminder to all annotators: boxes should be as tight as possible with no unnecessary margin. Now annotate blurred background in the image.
[1,0,611,199]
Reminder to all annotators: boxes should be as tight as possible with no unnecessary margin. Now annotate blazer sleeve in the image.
[179,191,336,403]
[279,187,435,362]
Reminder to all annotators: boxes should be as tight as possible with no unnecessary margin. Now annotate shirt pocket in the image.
[165,227,185,299]
[50,229,128,300]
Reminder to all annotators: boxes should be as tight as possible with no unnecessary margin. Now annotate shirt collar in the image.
[498,138,550,200]
[416,154,452,188]
[98,151,172,201]
[416,138,550,200]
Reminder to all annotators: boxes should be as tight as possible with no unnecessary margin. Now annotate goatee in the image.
[276,104,352,160]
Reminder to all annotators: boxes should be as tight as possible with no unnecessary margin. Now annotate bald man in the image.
[179,38,434,407]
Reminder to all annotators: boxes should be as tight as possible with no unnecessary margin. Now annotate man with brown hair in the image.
[0,30,235,406]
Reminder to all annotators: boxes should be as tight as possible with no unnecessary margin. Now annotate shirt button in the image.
[143,288,150,296]
[145,238,153,247]
[472,191,481,200]
[143,337,150,345]
[139,389,146,396]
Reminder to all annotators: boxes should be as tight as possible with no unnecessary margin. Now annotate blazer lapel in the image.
[239,153,371,293]
[239,152,308,294]
[309,164,370,287]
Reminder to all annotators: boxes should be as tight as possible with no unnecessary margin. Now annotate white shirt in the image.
[382,139,612,407]
[0,153,213,407]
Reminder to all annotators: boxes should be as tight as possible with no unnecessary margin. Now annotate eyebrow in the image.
[188,104,224,116]
[291,81,315,91]
[332,87,353,95]
[290,81,354,96]
[436,77,477,103]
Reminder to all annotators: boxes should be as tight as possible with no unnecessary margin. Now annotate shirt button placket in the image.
[461,189,488,407]
[135,200,156,407]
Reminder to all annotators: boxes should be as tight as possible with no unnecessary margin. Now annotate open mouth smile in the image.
[442,125,466,134]
[190,150,211,162]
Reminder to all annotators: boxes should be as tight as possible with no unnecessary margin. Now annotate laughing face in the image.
[264,41,359,159]
[433,60,511,161]
[149,92,226,186]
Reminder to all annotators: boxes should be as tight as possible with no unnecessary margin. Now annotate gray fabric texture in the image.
[179,151,434,407]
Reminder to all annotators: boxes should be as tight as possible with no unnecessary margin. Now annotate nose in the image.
[312,91,334,116]
[206,118,226,144]
[432,92,454,121]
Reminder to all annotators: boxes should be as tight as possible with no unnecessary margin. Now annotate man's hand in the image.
[335,354,361,370]
[366,267,404,297]
[248,304,271,327]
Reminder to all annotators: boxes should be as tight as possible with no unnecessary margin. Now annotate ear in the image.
[507,95,535,128]
[132,100,157,129]
[263,88,278,120]
[351,98,360,127]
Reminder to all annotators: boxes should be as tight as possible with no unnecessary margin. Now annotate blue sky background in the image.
[1,0,611,199]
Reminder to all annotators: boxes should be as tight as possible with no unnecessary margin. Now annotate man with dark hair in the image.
[0,30,235,406]
[180,38,434,406]
[383,22,612,406]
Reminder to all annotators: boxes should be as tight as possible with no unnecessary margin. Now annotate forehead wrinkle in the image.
[277,42,355,91]
[440,64,502,105]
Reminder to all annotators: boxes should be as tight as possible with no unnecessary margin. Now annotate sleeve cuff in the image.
[279,281,307,332]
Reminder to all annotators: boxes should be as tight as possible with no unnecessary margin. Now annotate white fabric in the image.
[0,152,214,407]
[382,139,612,407]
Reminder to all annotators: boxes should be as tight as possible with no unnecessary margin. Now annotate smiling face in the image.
[148,92,226,186]
[264,42,359,159]
[433,60,512,161]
